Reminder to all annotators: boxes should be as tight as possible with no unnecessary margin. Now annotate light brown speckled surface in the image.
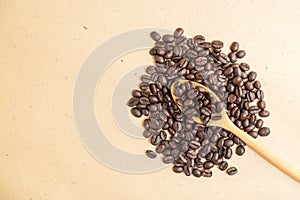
[0,0,300,199]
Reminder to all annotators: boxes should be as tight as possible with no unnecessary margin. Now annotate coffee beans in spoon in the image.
[127,28,270,178]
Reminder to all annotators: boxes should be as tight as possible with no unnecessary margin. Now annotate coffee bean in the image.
[259,110,270,117]
[194,35,205,44]
[187,89,199,99]
[224,148,233,159]
[127,97,139,107]
[190,141,201,150]
[245,81,254,90]
[227,166,238,175]
[132,90,142,97]
[158,75,168,86]
[131,108,142,118]
[162,34,175,43]
[253,80,261,89]
[156,144,166,153]
[173,166,184,173]
[257,100,266,110]
[224,139,234,147]
[219,161,228,171]
[249,106,260,114]
[230,42,239,52]
[212,40,224,49]
[227,94,237,103]
[228,52,237,63]
[239,63,250,71]
[255,119,264,128]
[224,66,233,76]
[232,76,243,86]
[248,131,258,138]
[192,169,202,177]
[258,127,270,136]
[236,145,245,156]
[202,169,212,177]
[236,50,246,58]
[248,71,257,81]
[163,155,174,164]
[150,31,161,41]
[186,49,198,58]
[143,130,152,138]
[184,165,192,176]
[174,28,184,38]
[256,90,264,100]
[245,124,255,132]
[146,150,157,158]
[203,161,214,169]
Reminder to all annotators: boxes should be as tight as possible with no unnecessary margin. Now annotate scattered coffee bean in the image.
[127,28,271,179]
[146,150,157,158]
[227,166,238,175]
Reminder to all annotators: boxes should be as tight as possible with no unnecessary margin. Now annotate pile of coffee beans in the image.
[127,28,270,178]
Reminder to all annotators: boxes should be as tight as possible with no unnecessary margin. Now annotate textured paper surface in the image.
[0,0,299,199]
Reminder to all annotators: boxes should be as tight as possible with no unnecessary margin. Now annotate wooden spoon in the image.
[170,79,300,183]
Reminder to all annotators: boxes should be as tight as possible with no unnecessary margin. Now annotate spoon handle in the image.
[224,121,300,183]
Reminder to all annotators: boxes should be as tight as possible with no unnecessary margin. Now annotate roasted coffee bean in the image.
[184,165,192,176]
[173,166,184,173]
[192,169,202,177]
[150,31,161,41]
[146,150,157,158]
[194,35,205,44]
[190,141,201,150]
[248,71,257,81]
[236,145,245,156]
[224,139,234,147]
[257,100,266,110]
[227,94,237,103]
[212,40,224,49]
[227,167,238,175]
[132,90,142,97]
[163,155,174,164]
[253,80,261,89]
[248,131,258,138]
[156,144,166,153]
[186,49,198,58]
[143,130,152,138]
[224,66,233,76]
[203,161,214,169]
[255,119,264,128]
[258,127,270,136]
[236,50,246,58]
[240,63,250,71]
[224,148,233,159]
[127,97,139,107]
[158,75,168,86]
[245,81,254,90]
[201,107,211,116]
[249,106,260,114]
[217,138,224,149]
[259,110,270,117]
[219,161,228,171]
[187,89,199,99]
[256,90,264,100]
[228,52,237,63]
[230,42,239,52]
[131,108,142,118]
[154,55,164,63]
[202,169,212,177]
[249,114,257,124]
[245,124,255,132]
[174,27,184,38]
[232,76,243,86]
[162,34,175,43]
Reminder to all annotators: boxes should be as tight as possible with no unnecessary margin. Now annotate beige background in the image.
[1,0,300,199]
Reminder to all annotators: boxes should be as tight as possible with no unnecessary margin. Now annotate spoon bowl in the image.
[170,79,300,183]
